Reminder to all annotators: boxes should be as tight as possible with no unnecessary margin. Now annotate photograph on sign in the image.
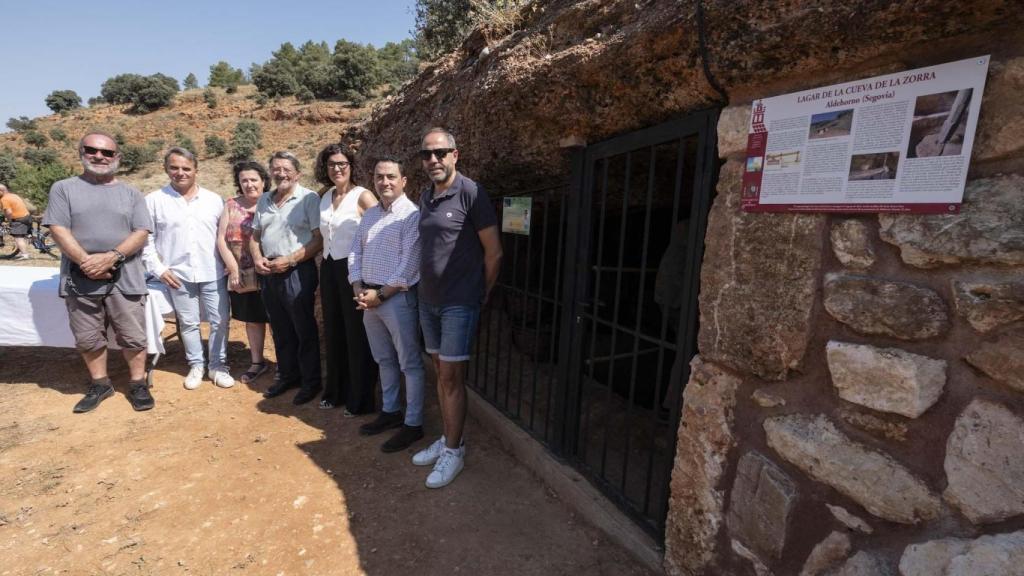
[501,196,532,235]
[741,56,989,213]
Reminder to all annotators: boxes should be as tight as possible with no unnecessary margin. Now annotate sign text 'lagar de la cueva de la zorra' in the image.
[741,56,990,214]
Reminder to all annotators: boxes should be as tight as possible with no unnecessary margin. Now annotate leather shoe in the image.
[359,410,403,436]
[292,386,321,405]
[263,377,299,399]
[381,425,424,453]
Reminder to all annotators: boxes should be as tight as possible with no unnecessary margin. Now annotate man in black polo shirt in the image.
[413,127,502,489]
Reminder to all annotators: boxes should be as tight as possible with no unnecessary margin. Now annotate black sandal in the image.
[240,362,269,384]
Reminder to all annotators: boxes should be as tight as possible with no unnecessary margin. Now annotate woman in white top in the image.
[316,143,379,412]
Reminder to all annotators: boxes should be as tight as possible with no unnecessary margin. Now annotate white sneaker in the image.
[183,365,205,390]
[210,368,235,389]
[412,436,446,466]
[425,446,465,489]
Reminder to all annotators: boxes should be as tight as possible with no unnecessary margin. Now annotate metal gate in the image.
[468,111,719,539]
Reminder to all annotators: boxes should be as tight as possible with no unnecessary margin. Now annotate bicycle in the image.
[0,215,58,259]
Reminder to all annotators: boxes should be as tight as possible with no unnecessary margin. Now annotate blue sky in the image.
[1,0,417,128]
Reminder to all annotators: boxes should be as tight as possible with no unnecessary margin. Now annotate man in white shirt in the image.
[143,147,233,389]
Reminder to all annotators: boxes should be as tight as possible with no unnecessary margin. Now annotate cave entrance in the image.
[468,111,719,540]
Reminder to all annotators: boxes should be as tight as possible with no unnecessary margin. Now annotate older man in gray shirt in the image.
[250,151,323,405]
[43,131,154,413]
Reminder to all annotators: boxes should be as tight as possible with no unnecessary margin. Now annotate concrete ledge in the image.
[467,388,665,573]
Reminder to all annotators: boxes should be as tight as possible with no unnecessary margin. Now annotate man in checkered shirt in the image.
[347,157,426,454]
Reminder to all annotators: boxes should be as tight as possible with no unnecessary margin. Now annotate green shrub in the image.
[45,90,83,114]
[0,152,18,184]
[251,59,300,98]
[203,88,218,109]
[6,116,37,132]
[183,73,199,90]
[414,0,525,60]
[174,130,195,155]
[10,159,74,211]
[297,86,315,103]
[229,120,262,162]
[49,128,68,143]
[204,135,228,157]
[23,147,59,167]
[23,131,48,148]
[119,143,159,173]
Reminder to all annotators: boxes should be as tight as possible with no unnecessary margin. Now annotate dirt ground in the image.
[0,264,657,576]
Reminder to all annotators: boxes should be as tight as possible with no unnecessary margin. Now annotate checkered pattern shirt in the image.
[347,194,420,289]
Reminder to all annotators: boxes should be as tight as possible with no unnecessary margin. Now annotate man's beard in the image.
[81,157,120,176]
[429,164,453,183]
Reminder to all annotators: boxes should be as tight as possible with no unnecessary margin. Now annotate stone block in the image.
[973,57,1024,164]
[717,105,752,158]
[827,504,873,534]
[899,530,1024,576]
[837,408,908,443]
[664,357,740,576]
[764,414,940,524]
[965,330,1024,392]
[800,531,852,576]
[953,279,1024,333]
[826,341,946,418]
[830,220,875,270]
[752,388,786,408]
[823,274,949,340]
[827,551,893,576]
[699,160,826,380]
[727,451,798,561]
[878,175,1024,268]
[943,399,1024,524]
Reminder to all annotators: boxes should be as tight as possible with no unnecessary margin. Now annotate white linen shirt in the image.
[142,185,226,283]
[347,194,420,289]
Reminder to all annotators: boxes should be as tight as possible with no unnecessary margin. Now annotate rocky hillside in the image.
[0,85,363,196]
[354,0,1024,195]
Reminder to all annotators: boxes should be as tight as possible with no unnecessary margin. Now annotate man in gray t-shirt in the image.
[42,131,154,414]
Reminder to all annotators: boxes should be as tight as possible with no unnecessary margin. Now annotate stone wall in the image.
[664,45,1024,576]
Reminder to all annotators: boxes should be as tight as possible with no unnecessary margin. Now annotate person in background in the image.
[315,143,379,413]
[217,160,271,384]
[0,183,34,260]
[250,151,323,405]
[43,131,154,413]
[142,147,233,390]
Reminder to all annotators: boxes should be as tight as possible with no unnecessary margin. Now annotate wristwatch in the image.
[111,249,127,268]
[377,288,390,301]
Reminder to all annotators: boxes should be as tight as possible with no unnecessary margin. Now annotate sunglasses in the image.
[418,148,455,161]
[82,145,117,158]
[327,161,350,170]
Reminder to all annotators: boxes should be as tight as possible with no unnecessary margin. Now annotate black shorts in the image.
[9,216,31,236]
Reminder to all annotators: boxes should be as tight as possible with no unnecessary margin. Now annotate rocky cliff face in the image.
[353,1,1024,575]
[352,0,1021,194]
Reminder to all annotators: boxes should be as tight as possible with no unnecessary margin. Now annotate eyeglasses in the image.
[327,161,350,170]
[418,148,455,161]
[82,145,117,158]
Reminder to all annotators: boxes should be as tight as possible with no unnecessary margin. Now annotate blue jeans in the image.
[419,302,480,362]
[362,288,425,426]
[167,277,229,371]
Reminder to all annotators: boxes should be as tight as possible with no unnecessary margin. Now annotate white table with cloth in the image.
[0,265,173,360]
